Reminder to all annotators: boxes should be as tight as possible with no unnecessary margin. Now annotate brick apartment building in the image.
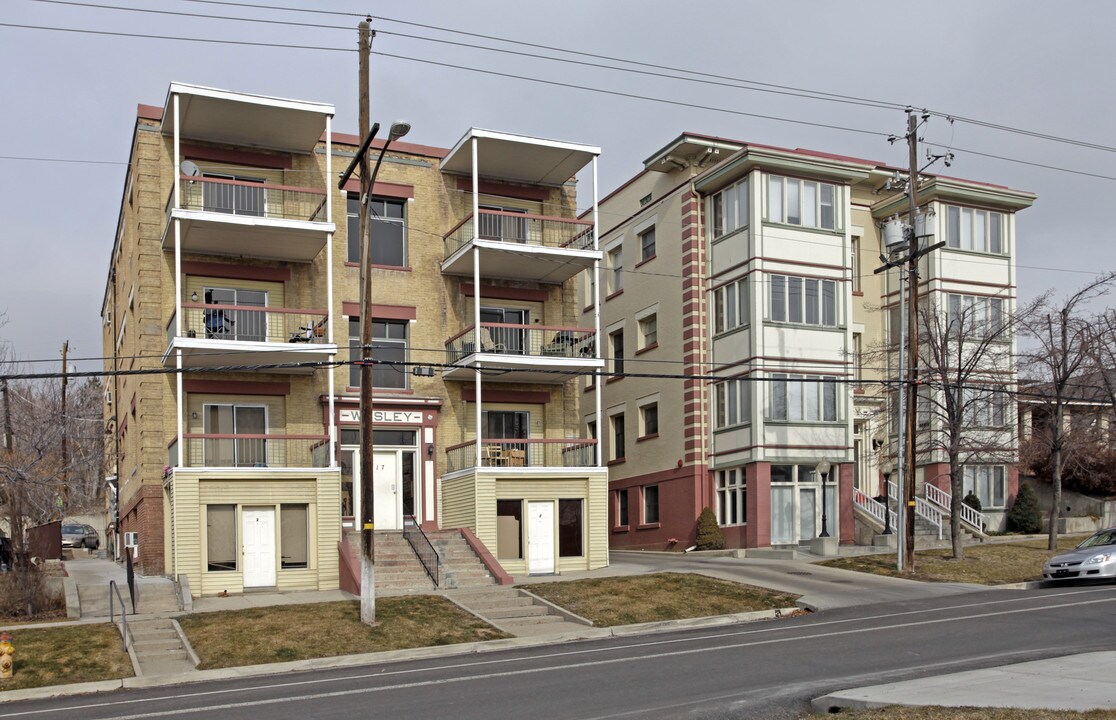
[586,132,1035,551]
[102,82,608,594]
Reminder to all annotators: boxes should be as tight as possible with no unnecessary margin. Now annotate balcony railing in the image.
[178,175,328,222]
[446,324,595,362]
[172,304,328,344]
[180,434,330,468]
[443,210,594,257]
[445,439,598,473]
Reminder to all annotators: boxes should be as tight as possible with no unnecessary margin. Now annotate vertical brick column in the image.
[745,462,771,547]
[679,188,708,507]
[838,462,855,543]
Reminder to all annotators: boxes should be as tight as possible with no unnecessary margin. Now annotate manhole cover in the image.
[786,571,812,576]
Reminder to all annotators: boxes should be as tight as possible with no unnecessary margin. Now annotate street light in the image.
[337,117,412,625]
[816,460,832,538]
[880,459,894,535]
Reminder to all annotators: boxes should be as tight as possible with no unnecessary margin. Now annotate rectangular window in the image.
[716,468,746,526]
[611,413,626,461]
[638,314,657,349]
[769,274,838,327]
[608,246,624,294]
[640,403,659,437]
[496,499,523,560]
[709,179,749,239]
[643,484,659,524]
[206,504,236,572]
[768,374,841,423]
[347,194,361,263]
[945,204,1006,254]
[349,318,409,389]
[203,404,266,467]
[280,504,309,569]
[616,490,628,526]
[558,499,583,557]
[767,175,838,230]
[369,198,406,267]
[947,294,1007,338]
[851,237,860,293]
[963,466,1007,509]
[715,379,751,428]
[714,278,748,334]
[639,226,656,261]
[610,330,625,375]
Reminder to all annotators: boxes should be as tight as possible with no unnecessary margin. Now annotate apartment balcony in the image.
[441,210,598,283]
[442,323,602,383]
[169,434,331,469]
[162,176,333,262]
[163,304,337,372]
[445,439,599,474]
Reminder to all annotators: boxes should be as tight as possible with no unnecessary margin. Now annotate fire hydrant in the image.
[0,632,13,679]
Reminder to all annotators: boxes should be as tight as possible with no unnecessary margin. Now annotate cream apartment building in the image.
[588,132,1033,550]
[102,82,607,595]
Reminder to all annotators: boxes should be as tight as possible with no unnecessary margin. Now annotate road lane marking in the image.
[5,590,1115,720]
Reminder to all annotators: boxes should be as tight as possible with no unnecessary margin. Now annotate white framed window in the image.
[768,374,839,422]
[716,468,746,526]
[639,402,659,437]
[714,379,751,428]
[709,178,749,239]
[607,244,624,295]
[714,277,749,334]
[963,465,1006,509]
[637,310,658,349]
[609,327,625,375]
[639,226,656,261]
[850,236,861,293]
[609,411,626,461]
[948,294,1006,338]
[945,205,1005,254]
[962,386,1010,428]
[769,274,838,327]
[767,174,837,230]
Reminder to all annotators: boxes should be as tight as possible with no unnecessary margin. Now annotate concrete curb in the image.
[0,605,797,703]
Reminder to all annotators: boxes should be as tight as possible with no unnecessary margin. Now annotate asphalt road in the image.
[4,585,1115,720]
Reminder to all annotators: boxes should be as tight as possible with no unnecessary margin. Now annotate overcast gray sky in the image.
[2,0,1113,374]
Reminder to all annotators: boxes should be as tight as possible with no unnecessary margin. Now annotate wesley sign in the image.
[339,409,423,425]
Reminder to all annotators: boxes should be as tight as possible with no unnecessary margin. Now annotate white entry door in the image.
[527,501,555,575]
[242,507,276,587]
[373,451,400,531]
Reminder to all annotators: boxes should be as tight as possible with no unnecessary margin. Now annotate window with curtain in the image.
[206,505,236,571]
[280,504,308,569]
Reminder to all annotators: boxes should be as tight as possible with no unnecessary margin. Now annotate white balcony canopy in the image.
[160,82,334,153]
[442,128,600,187]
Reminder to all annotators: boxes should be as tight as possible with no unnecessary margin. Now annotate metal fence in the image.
[445,439,597,473]
[444,210,594,257]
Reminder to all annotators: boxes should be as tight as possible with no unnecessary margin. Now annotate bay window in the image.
[768,374,839,422]
[946,205,1006,254]
[767,175,837,230]
[769,274,838,327]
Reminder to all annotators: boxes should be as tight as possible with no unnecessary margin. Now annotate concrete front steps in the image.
[425,531,497,589]
[127,618,196,676]
[344,529,500,594]
[76,578,180,619]
[446,586,588,637]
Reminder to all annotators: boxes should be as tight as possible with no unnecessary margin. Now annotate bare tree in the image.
[1018,273,1116,551]
[917,293,1019,559]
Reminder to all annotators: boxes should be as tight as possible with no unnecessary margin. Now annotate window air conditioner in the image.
[124,532,139,548]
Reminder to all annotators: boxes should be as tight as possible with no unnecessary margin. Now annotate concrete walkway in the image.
[814,651,1116,712]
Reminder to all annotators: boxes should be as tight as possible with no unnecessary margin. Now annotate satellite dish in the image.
[180,160,201,179]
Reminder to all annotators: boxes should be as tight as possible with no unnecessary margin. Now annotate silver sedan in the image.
[1043,528,1116,582]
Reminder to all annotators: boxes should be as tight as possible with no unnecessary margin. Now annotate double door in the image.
[341,431,418,531]
[770,483,838,545]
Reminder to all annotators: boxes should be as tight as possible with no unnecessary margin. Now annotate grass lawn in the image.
[522,572,799,627]
[0,624,133,691]
[177,596,509,669]
[810,708,1116,719]
[819,536,1084,584]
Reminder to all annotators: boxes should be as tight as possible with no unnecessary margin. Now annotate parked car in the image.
[1042,527,1116,583]
[61,524,100,550]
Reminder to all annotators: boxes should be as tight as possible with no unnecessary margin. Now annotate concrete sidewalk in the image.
[813,651,1116,712]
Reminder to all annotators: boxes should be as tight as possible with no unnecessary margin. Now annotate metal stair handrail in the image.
[403,516,441,588]
[889,480,944,539]
[852,488,897,531]
[108,580,132,653]
[924,483,989,535]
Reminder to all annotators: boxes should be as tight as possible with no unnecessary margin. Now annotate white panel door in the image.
[242,508,276,587]
[527,501,555,575]
[373,451,400,531]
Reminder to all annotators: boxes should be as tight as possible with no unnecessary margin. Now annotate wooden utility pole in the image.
[356,18,377,625]
[903,111,919,571]
[60,340,69,518]
[2,379,22,564]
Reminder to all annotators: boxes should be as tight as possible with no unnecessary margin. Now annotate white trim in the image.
[165,82,334,116]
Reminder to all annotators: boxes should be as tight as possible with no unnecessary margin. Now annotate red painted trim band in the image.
[182,379,291,396]
[182,261,291,283]
[181,142,292,170]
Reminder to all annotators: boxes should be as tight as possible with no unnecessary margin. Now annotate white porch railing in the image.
[925,483,989,536]
[889,480,944,539]
[852,488,896,531]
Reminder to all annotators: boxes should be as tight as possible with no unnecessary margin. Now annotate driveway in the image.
[602,551,985,610]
